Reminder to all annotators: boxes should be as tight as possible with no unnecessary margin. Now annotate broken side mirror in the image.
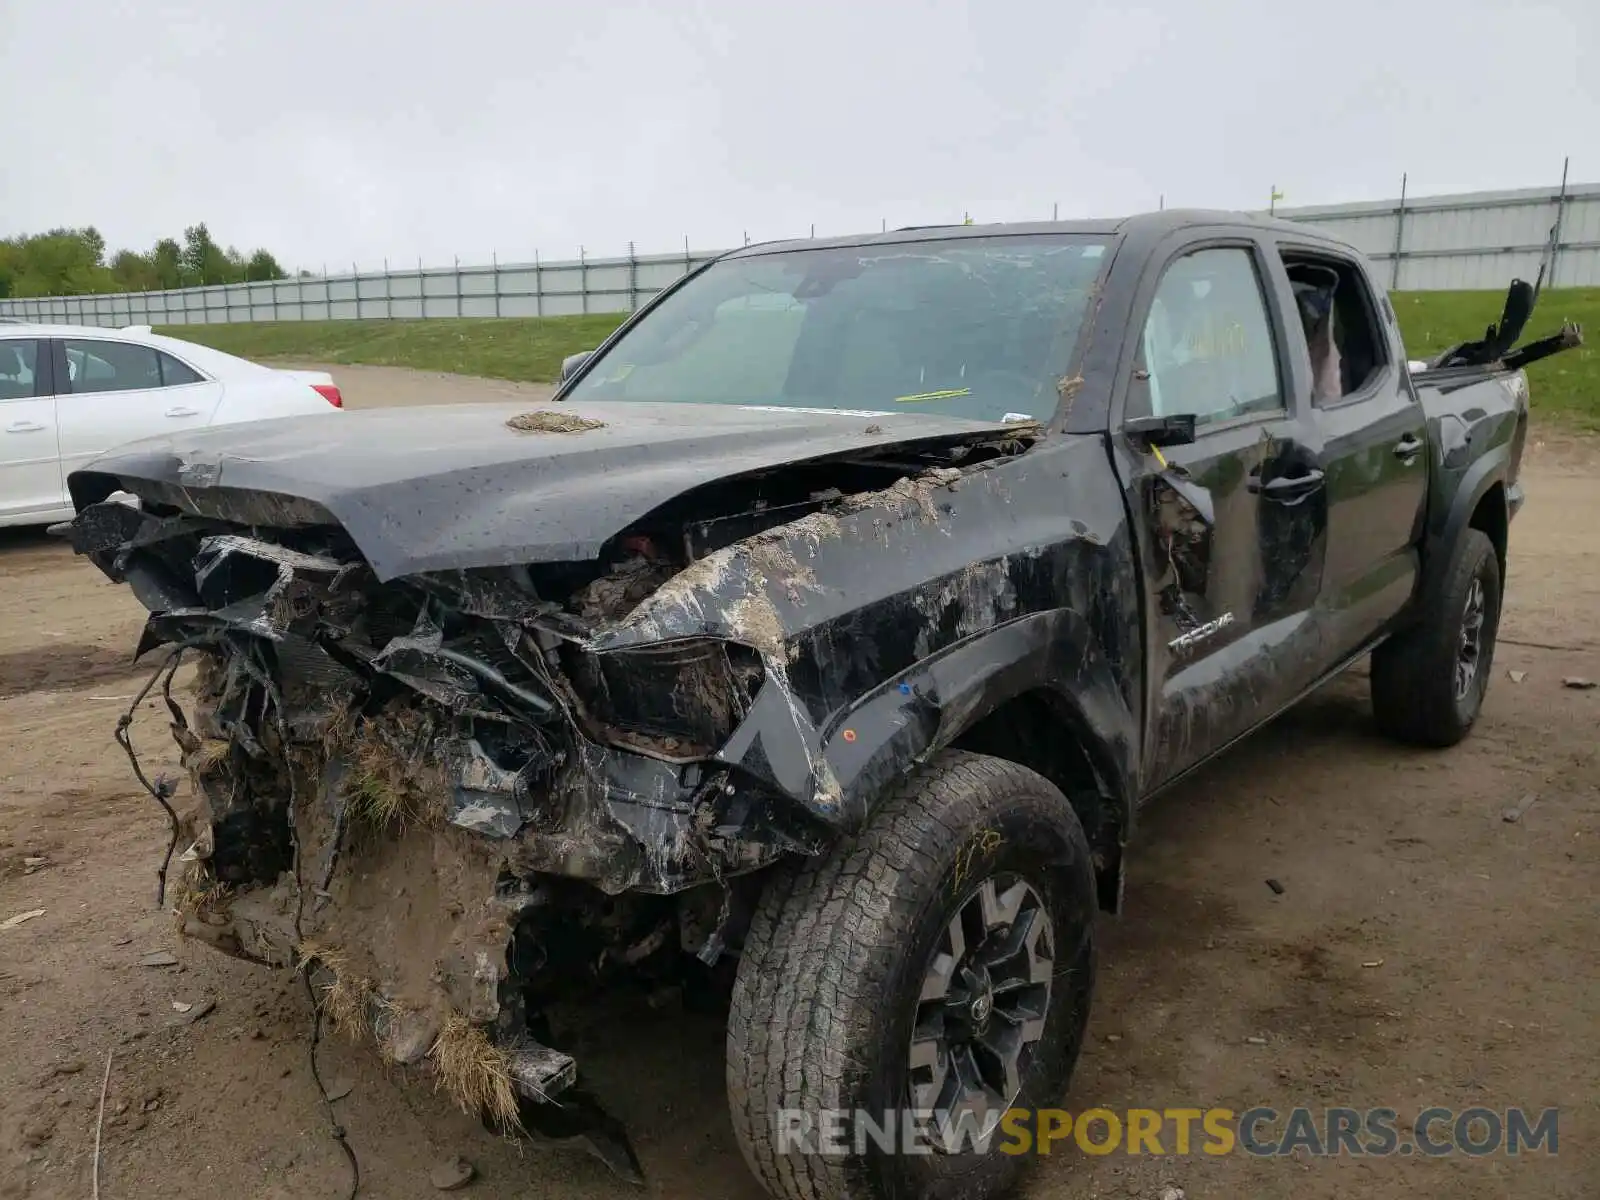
[1124,412,1197,448]
[1124,413,1213,528]
[560,350,595,383]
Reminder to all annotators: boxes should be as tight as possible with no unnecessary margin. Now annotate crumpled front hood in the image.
[67,400,1026,580]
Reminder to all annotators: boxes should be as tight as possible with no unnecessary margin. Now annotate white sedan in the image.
[0,323,342,527]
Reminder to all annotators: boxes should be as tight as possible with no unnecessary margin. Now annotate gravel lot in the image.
[1,365,1595,1199]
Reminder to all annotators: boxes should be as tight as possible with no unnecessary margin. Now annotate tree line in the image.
[0,224,292,298]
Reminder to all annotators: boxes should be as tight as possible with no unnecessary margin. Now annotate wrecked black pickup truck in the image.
[64,210,1579,1200]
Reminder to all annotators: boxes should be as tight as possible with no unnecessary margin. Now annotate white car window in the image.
[63,339,162,394]
[0,339,38,400]
[158,351,205,386]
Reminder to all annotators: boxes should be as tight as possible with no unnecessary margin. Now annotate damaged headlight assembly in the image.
[564,637,765,760]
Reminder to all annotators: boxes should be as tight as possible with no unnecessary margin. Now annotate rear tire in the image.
[1371,528,1501,747]
[727,751,1097,1200]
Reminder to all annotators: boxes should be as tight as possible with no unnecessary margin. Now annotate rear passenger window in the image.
[1280,252,1390,403]
[0,339,39,400]
[64,339,162,394]
[159,352,204,386]
[1136,248,1283,425]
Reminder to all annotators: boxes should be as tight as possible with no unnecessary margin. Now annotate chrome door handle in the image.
[6,420,46,433]
[164,406,200,418]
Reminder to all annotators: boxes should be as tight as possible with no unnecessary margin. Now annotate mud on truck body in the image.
[64,210,1579,1200]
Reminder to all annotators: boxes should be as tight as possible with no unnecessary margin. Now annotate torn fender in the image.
[584,440,1143,836]
[751,608,1138,833]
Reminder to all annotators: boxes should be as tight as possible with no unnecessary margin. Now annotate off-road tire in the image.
[1371,528,1502,747]
[727,751,1097,1200]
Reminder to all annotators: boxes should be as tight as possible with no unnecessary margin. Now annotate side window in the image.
[1135,247,1283,425]
[63,339,162,394]
[0,339,39,401]
[1280,252,1390,404]
[158,352,204,387]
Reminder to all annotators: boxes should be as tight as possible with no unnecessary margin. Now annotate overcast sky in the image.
[3,0,1595,270]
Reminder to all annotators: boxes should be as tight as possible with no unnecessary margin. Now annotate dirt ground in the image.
[1,365,1595,1200]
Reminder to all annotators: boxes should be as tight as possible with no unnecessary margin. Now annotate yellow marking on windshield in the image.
[894,388,973,404]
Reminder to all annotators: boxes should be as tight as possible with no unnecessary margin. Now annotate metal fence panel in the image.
[5,184,1598,328]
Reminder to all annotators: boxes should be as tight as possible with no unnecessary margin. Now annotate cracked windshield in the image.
[567,236,1109,422]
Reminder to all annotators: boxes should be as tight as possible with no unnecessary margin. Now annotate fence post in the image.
[492,252,501,318]
[1390,172,1408,291]
[454,256,462,318]
[684,235,692,283]
[627,242,637,311]
[535,250,543,317]
[580,247,588,315]
[384,258,393,320]
[1549,156,1570,288]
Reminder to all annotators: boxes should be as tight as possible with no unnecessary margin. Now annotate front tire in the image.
[727,752,1097,1200]
[1371,527,1502,747]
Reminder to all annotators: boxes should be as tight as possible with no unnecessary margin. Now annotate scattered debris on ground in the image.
[430,1154,477,1191]
[2,908,45,930]
[138,951,178,968]
[1561,676,1596,689]
[1503,792,1541,823]
[169,998,216,1025]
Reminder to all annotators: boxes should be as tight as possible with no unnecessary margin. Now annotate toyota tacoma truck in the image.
[63,210,1580,1200]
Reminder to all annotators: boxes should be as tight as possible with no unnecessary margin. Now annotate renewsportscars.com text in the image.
[774,1106,1560,1158]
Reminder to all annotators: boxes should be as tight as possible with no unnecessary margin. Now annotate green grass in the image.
[157,314,627,385]
[1391,287,1598,430]
[158,287,1598,430]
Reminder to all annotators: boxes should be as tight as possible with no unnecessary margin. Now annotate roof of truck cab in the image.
[724,208,1345,258]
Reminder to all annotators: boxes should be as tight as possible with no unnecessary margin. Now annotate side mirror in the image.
[1125,412,1213,527]
[560,350,595,383]
[1124,413,1196,448]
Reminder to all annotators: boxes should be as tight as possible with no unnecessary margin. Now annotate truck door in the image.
[1271,246,1429,657]
[1112,236,1328,790]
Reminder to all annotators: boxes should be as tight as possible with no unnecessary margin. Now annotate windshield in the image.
[566,235,1110,423]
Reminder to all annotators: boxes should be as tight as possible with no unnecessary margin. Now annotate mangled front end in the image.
[67,502,853,1144]
[64,464,921,1147]
[60,411,1073,1175]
